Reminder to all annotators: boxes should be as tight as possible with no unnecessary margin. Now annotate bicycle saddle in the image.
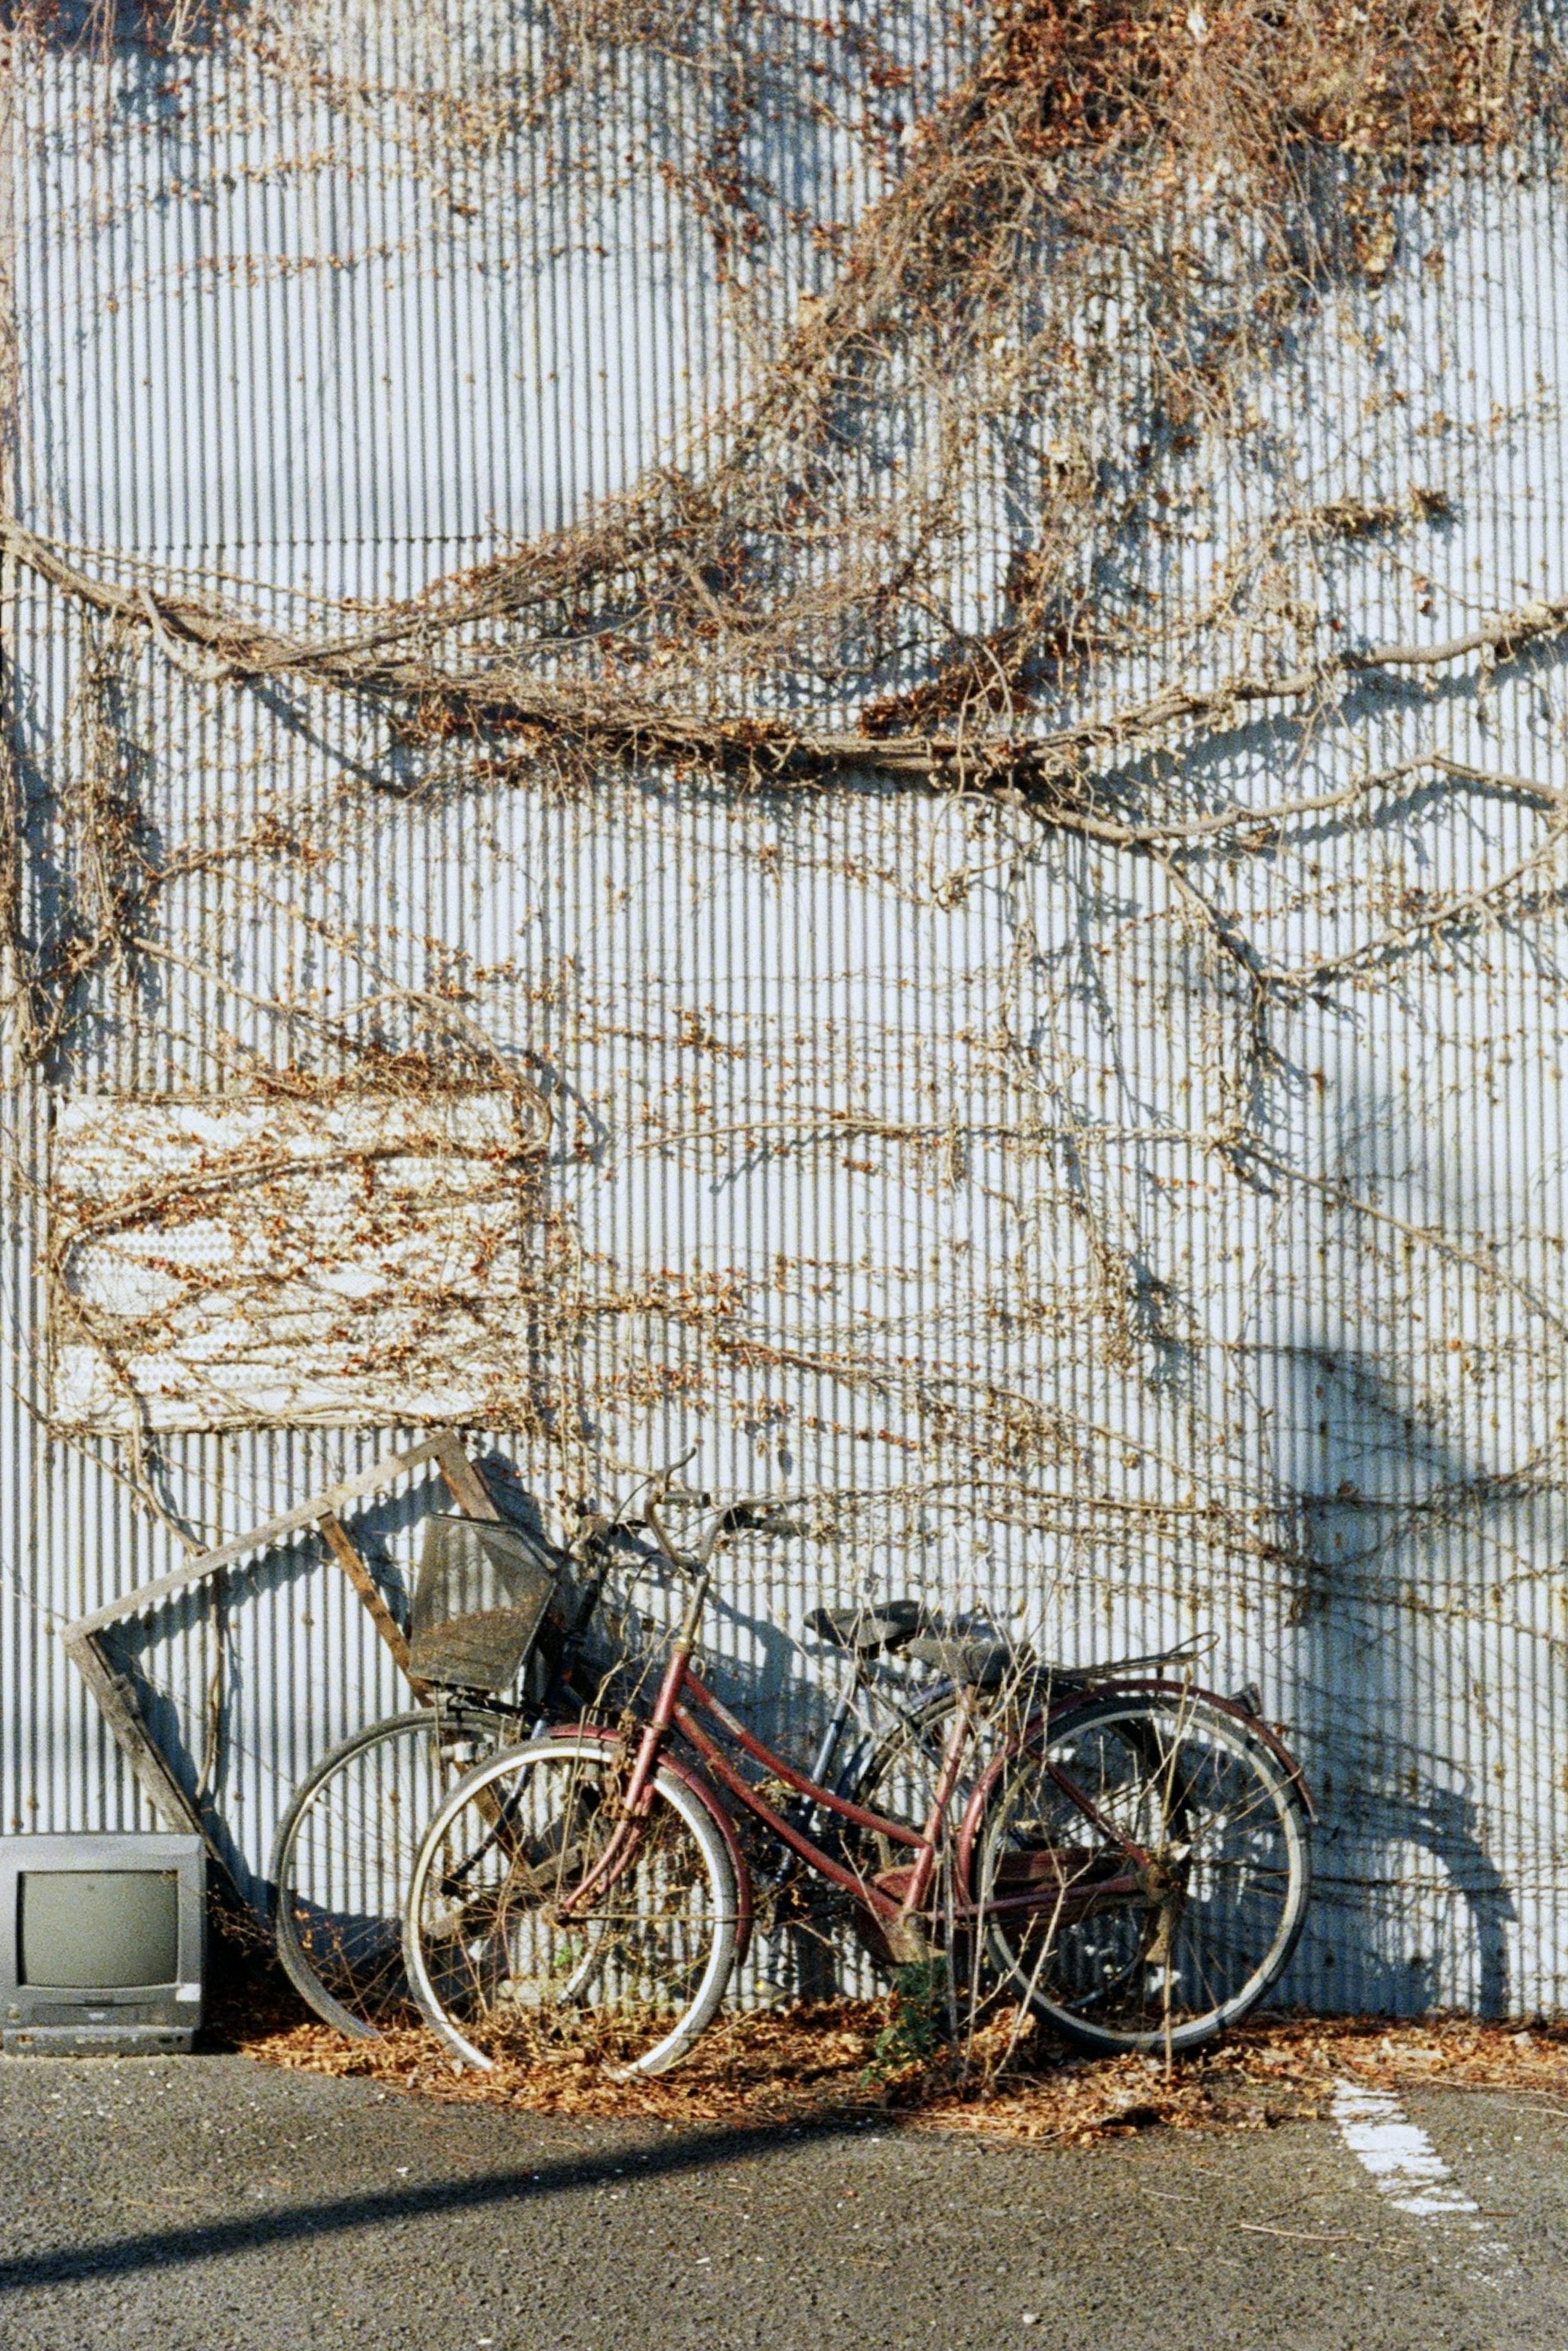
[806,1599,923,1655]
[903,1634,1020,1688]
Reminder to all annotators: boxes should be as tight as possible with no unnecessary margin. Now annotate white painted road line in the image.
[1331,2080,1516,2282]
[1331,2082,1480,2220]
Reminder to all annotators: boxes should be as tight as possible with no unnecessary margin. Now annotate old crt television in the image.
[0,1833,205,2053]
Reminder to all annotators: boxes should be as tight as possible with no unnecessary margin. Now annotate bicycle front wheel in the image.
[272,1707,504,2039]
[403,1737,738,2078]
[976,1690,1310,2056]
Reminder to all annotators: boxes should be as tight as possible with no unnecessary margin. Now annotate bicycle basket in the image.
[406,1515,562,1692]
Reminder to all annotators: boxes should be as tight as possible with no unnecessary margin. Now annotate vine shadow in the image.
[1258,1045,1556,2017]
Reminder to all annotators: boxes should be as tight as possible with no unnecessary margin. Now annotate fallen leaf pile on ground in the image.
[227,1990,1568,2145]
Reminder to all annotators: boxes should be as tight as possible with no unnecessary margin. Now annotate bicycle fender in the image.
[954,1679,1315,1894]
[1069,1678,1317,1820]
[539,1722,754,1965]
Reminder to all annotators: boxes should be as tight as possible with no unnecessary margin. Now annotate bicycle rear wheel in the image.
[403,1737,738,2078]
[976,1689,1310,2055]
[271,1708,502,2039]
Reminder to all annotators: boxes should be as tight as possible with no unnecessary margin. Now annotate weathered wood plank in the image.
[317,1509,421,1684]
[62,1434,456,1640]
[62,1629,207,1839]
[432,1432,503,1521]
[59,1436,503,1880]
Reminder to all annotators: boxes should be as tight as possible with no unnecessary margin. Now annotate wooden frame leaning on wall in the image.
[58,1432,501,1869]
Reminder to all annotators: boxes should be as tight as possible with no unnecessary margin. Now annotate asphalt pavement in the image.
[1,2054,1566,2350]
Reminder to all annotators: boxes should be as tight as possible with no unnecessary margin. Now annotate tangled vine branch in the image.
[5,0,1568,1712]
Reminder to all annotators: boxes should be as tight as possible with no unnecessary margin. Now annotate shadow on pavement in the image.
[0,2109,871,2294]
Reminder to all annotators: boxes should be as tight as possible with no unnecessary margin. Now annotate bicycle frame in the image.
[673,1665,972,1927]
[556,1579,1150,1939]
[552,1472,1312,1952]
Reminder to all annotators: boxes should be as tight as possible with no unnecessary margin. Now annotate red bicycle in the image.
[402,1474,1313,2076]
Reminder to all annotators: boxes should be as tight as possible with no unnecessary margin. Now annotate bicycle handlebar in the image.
[571,1450,791,1603]
[606,1450,785,1580]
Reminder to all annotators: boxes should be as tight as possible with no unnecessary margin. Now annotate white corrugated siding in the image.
[4,10,1568,2014]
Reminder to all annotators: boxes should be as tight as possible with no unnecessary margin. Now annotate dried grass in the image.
[227,1999,1568,2144]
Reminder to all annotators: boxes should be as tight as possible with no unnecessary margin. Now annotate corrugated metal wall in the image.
[5,7,1568,2015]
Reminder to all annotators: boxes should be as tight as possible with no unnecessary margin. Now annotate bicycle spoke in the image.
[405,1740,738,2077]
[978,1692,1310,2054]
[273,1710,499,2037]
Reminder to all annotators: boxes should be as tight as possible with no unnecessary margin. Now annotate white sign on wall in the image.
[49,1091,540,1430]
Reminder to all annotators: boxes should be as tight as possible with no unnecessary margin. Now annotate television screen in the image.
[19,1870,180,1989]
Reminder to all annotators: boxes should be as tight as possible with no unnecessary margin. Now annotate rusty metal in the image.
[405,1515,559,1691]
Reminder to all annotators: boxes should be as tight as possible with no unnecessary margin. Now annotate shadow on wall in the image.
[113,1459,483,1907]
[1271,1375,1521,2019]
[31,2,243,55]
[1244,1522,1516,2013]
